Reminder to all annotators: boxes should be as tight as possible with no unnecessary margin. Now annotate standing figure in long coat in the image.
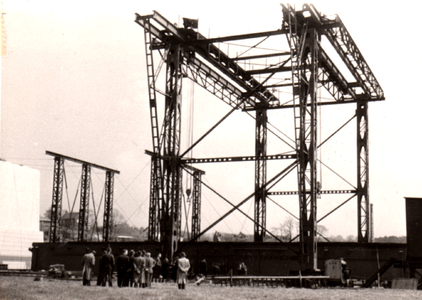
[132,250,145,288]
[176,252,190,290]
[144,252,156,288]
[81,249,96,286]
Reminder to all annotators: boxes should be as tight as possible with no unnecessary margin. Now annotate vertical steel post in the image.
[191,171,202,240]
[161,43,183,261]
[49,156,64,243]
[148,156,160,241]
[254,107,267,242]
[103,170,114,242]
[291,25,319,270]
[357,98,370,242]
[78,163,91,242]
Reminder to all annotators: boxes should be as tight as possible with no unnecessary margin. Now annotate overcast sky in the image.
[1,0,421,239]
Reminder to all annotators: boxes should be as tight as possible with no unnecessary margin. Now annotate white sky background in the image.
[1,0,421,239]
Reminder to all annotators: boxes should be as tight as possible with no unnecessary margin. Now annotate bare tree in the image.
[316,224,329,242]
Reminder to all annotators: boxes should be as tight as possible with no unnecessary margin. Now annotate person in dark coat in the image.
[128,250,135,287]
[170,255,179,282]
[116,249,130,287]
[100,248,115,287]
[154,253,162,281]
[161,258,170,282]
[199,259,207,277]
[96,249,106,286]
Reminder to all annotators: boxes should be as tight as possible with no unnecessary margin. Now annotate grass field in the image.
[1,276,422,300]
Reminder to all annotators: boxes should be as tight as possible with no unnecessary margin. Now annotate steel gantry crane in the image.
[46,151,120,243]
[135,4,384,270]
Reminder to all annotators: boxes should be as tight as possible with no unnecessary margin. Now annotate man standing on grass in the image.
[144,252,156,288]
[81,248,95,286]
[101,247,115,287]
[132,250,145,287]
[116,249,130,287]
[177,252,190,290]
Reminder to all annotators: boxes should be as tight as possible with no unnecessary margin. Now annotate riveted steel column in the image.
[254,107,267,242]
[78,163,91,242]
[161,43,183,262]
[357,98,370,243]
[49,156,64,243]
[103,170,114,242]
[191,171,202,240]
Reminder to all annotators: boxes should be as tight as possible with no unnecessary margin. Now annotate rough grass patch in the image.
[1,277,422,300]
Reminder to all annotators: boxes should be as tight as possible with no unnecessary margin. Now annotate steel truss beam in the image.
[324,18,384,100]
[49,156,64,243]
[135,11,278,107]
[182,57,243,108]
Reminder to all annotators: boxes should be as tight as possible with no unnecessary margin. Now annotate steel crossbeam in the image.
[183,154,297,164]
[268,190,356,196]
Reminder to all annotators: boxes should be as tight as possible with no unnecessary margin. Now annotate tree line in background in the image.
[196,217,407,244]
[41,211,406,244]
[42,208,147,242]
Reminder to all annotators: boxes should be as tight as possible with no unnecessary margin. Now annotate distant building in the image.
[39,218,50,242]
[60,212,79,241]
[61,212,79,228]
[0,160,44,269]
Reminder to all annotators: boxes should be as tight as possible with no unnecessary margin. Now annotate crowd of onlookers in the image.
[81,246,192,289]
[80,246,249,289]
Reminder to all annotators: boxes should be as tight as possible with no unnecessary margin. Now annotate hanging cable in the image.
[318,81,323,189]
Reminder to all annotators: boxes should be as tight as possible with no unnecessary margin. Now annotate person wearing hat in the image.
[81,248,96,286]
[176,252,190,290]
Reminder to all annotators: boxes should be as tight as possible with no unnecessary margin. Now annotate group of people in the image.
[81,247,191,290]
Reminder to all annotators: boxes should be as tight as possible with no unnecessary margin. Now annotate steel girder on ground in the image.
[135,3,384,269]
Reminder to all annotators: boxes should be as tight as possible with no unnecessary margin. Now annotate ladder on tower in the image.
[143,17,164,241]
